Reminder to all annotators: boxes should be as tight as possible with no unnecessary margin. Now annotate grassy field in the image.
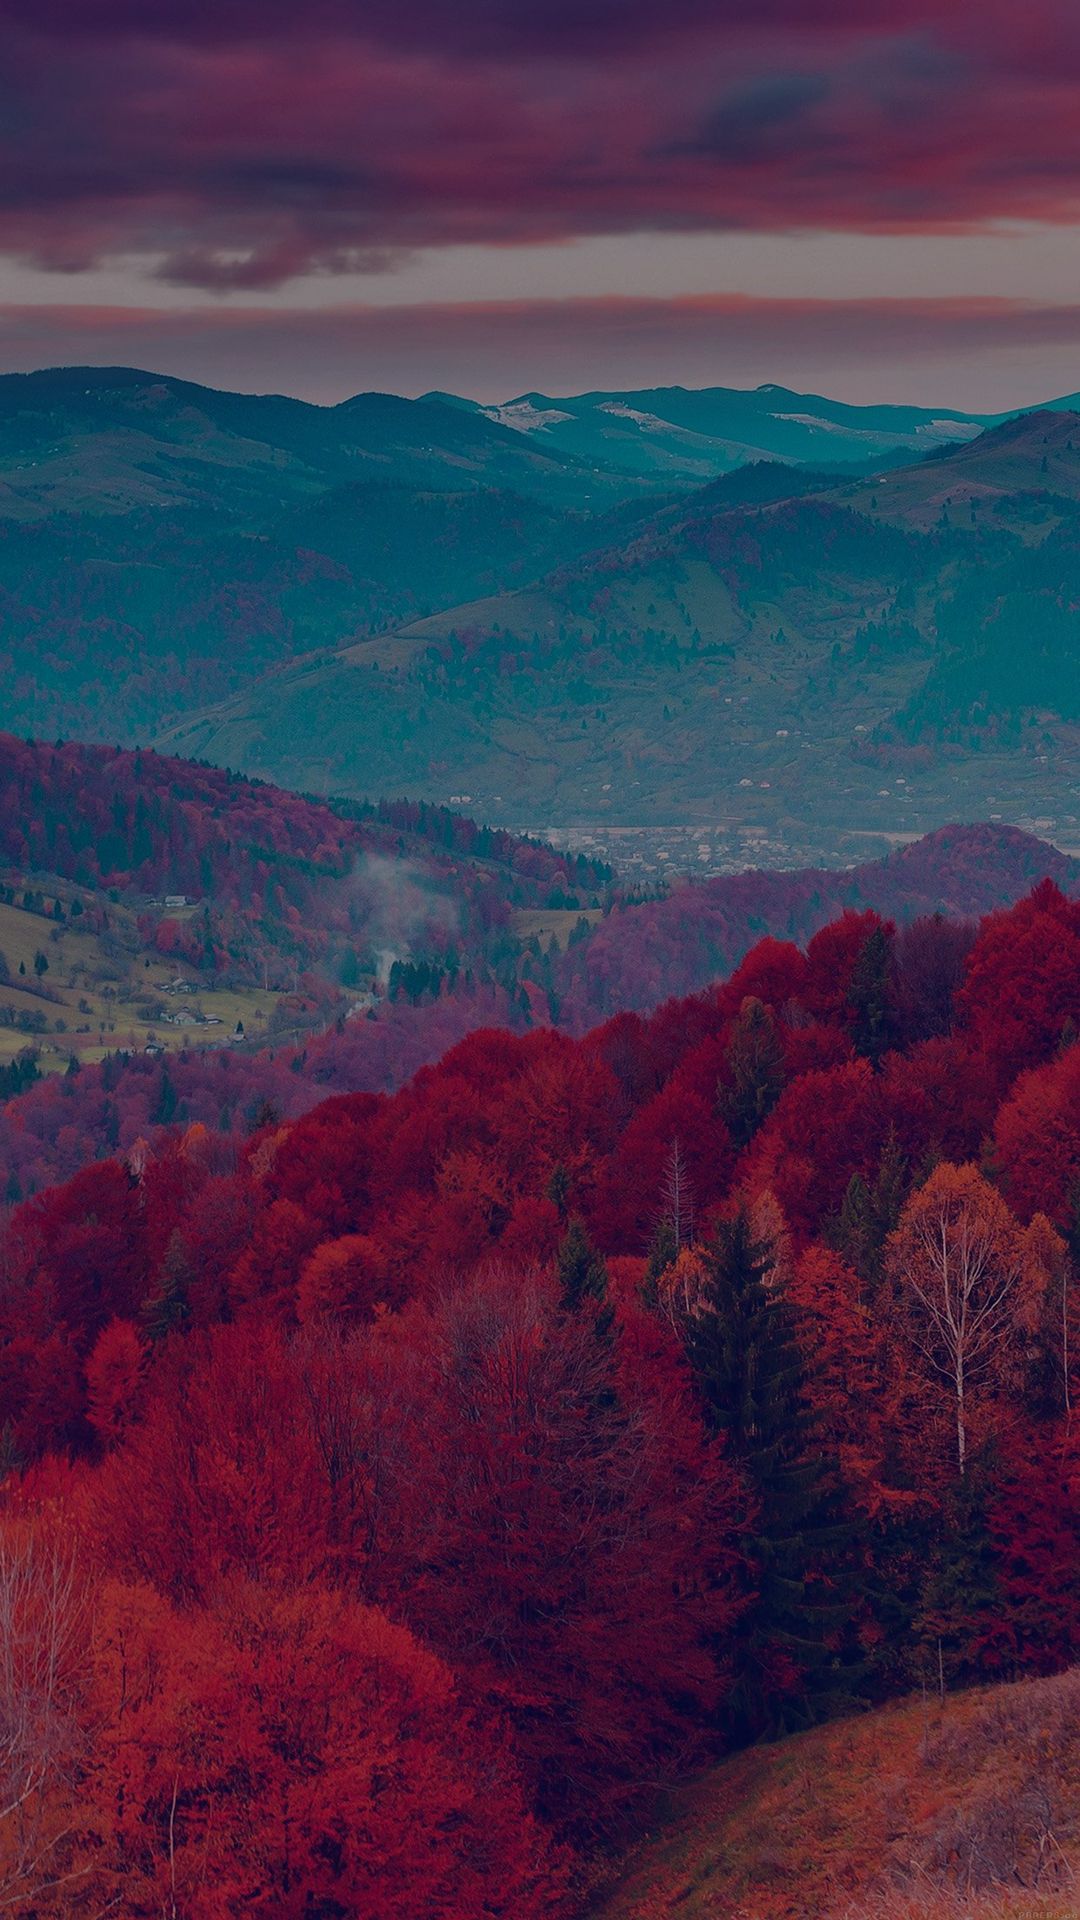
[512,907,604,950]
[590,1670,1080,1920]
[0,897,285,1071]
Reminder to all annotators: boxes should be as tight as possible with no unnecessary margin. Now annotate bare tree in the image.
[660,1137,694,1251]
[0,1521,85,1912]
[888,1163,1027,1477]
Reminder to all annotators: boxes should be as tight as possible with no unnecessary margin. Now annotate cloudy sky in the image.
[4,0,1080,404]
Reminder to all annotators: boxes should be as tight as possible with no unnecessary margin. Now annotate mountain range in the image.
[425,381,987,479]
[7,363,1080,855]
[159,405,1080,850]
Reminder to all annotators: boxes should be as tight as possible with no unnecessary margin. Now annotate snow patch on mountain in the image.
[480,401,574,434]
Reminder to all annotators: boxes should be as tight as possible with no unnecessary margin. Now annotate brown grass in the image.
[589,1669,1080,1920]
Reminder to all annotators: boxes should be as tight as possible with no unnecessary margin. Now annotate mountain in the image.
[0,364,675,742]
[10,370,1080,852]
[424,381,987,482]
[161,410,1080,850]
[0,365,637,518]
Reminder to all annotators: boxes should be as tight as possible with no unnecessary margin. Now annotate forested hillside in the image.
[0,733,607,981]
[0,736,1070,1197]
[556,821,1080,1020]
[12,373,1080,854]
[167,411,1080,842]
[0,365,659,740]
[4,878,1080,1913]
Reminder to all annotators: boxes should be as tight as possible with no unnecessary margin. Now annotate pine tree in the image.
[151,1065,177,1126]
[556,1216,609,1318]
[916,1462,1003,1688]
[546,1162,571,1219]
[830,1128,908,1294]
[719,997,786,1148]
[141,1229,192,1342]
[831,1171,875,1282]
[643,1217,678,1305]
[685,1208,864,1739]
[848,923,896,1066]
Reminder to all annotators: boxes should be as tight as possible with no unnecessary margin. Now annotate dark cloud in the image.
[669,73,832,163]
[0,4,1079,289]
[0,2,956,58]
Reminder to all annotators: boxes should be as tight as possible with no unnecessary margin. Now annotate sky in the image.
[3,1,1080,406]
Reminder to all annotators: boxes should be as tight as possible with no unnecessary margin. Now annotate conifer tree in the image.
[831,1128,908,1293]
[848,923,896,1066]
[546,1162,571,1219]
[151,1065,177,1126]
[719,997,786,1148]
[643,1217,679,1304]
[916,1463,1003,1687]
[141,1230,192,1342]
[556,1216,609,1317]
[685,1208,863,1738]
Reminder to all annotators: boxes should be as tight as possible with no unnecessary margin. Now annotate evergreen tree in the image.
[141,1229,192,1342]
[685,1208,864,1739]
[546,1162,571,1219]
[916,1462,1003,1689]
[151,1065,177,1126]
[556,1217,612,1335]
[556,1216,608,1311]
[848,923,896,1066]
[719,997,786,1148]
[643,1217,679,1305]
[830,1128,908,1293]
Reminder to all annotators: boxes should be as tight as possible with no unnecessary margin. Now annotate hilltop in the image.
[0,365,626,519]
[554,821,1080,1022]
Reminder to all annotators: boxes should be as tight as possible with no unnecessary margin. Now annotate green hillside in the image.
[160,412,1080,849]
[0,365,664,741]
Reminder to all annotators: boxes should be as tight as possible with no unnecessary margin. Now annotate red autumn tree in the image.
[77,1577,564,1920]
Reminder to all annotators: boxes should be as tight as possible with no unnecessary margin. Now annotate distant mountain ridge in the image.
[422,380,989,480]
[162,407,1080,845]
[8,365,1080,851]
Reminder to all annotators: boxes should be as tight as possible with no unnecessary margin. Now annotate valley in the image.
[9,3,1080,1911]
[6,374,1080,1920]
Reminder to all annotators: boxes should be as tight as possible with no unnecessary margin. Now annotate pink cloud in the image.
[1,6,1080,289]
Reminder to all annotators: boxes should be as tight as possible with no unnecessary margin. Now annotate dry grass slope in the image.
[590,1669,1080,1920]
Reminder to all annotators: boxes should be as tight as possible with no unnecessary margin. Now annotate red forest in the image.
[3,881,1080,1913]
